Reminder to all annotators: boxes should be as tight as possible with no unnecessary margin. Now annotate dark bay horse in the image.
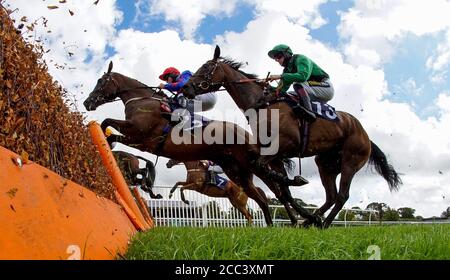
[113,150,162,199]
[182,46,402,228]
[166,159,254,223]
[83,62,278,225]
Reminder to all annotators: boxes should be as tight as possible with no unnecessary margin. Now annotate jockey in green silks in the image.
[267,44,334,122]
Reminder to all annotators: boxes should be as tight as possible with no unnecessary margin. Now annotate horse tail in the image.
[369,141,402,192]
[282,159,296,176]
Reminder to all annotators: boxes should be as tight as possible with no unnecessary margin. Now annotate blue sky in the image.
[111,0,449,120]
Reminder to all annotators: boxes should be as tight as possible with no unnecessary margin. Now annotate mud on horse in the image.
[182,46,402,228]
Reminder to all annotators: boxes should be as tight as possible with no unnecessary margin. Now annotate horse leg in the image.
[169,181,187,199]
[99,118,140,148]
[313,155,339,217]
[218,159,272,226]
[245,180,272,226]
[254,155,306,186]
[278,184,322,228]
[148,189,163,199]
[265,160,321,227]
[232,172,272,226]
[322,166,356,228]
[260,161,299,226]
[322,134,371,228]
[179,183,197,205]
[227,183,253,225]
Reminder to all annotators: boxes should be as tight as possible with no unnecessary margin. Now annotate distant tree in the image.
[366,202,388,221]
[441,207,450,218]
[398,207,416,219]
[268,198,290,220]
[383,207,400,221]
[338,209,356,221]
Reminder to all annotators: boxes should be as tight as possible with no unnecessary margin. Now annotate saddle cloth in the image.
[283,93,339,122]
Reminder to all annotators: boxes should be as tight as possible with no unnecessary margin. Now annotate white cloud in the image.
[246,0,327,29]
[427,30,450,84]
[134,0,327,39]
[135,0,240,39]
[339,0,450,67]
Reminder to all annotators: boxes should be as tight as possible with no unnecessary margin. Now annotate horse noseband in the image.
[199,81,211,90]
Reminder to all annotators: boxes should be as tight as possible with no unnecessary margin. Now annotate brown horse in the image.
[182,46,402,228]
[112,150,162,199]
[83,62,282,225]
[166,159,254,223]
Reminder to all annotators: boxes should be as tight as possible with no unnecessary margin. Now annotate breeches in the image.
[293,78,334,102]
[187,92,218,112]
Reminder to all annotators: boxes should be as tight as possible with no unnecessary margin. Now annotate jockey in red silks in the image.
[159,67,217,114]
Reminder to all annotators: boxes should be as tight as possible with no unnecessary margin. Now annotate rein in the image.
[124,96,165,107]
[191,61,278,91]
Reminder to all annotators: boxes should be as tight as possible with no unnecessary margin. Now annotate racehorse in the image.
[182,46,402,228]
[113,150,162,199]
[166,159,254,223]
[83,62,283,225]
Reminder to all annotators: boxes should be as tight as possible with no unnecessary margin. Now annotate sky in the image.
[4,0,450,218]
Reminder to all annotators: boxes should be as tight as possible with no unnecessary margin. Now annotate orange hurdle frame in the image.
[88,121,154,231]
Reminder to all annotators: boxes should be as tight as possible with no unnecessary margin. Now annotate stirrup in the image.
[300,108,316,122]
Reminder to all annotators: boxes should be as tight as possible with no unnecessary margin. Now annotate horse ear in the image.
[213,45,220,61]
[107,61,113,73]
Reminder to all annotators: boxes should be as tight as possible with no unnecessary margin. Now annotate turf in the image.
[125,224,450,260]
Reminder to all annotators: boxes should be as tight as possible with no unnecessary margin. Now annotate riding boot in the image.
[294,86,316,122]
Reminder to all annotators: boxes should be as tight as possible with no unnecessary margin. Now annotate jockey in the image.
[201,160,224,186]
[159,67,217,114]
[267,44,334,122]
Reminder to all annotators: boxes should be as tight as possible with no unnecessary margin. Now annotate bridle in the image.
[92,72,166,105]
[189,60,270,93]
[190,61,226,92]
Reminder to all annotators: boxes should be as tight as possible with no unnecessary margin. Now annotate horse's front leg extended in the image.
[169,181,187,199]
[101,118,136,146]
[100,118,137,136]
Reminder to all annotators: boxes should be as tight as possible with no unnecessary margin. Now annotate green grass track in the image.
[125,224,450,260]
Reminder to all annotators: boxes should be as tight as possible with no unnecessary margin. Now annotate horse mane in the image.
[219,57,258,79]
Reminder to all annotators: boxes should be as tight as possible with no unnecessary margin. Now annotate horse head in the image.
[183,46,264,110]
[84,61,119,111]
[183,45,225,98]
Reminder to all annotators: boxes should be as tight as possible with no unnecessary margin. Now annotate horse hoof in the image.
[292,176,309,186]
[302,215,322,228]
[301,220,313,228]
[155,194,163,199]
[314,215,323,228]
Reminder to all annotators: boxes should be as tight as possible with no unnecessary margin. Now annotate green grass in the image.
[125,225,450,260]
